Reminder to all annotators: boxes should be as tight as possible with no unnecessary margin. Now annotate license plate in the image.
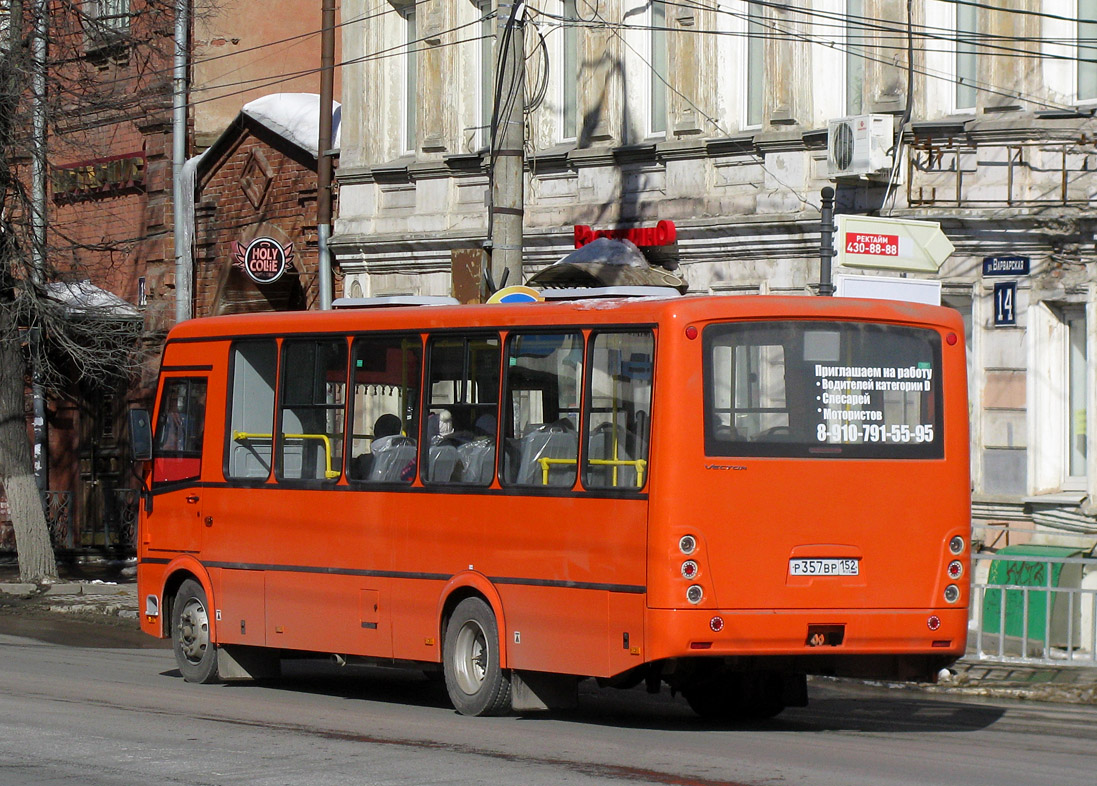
[789,558,860,576]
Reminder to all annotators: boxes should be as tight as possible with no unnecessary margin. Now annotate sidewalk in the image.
[0,578,139,620]
[0,578,1094,703]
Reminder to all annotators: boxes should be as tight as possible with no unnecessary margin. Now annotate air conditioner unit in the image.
[827,114,895,178]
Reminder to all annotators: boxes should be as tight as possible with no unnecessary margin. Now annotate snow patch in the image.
[242,93,341,157]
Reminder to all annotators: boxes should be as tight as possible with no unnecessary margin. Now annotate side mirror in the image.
[128,408,153,462]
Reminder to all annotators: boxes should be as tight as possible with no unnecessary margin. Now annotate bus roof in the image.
[166,294,963,342]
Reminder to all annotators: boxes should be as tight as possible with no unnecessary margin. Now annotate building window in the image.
[955,1,977,111]
[84,0,130,51]
[745,2,764,127]
[1030,302,1091,495]
[845,0,865,115]
[561,0,578,141]
[475,0,494,150]
[649,1,667,136]
[1080,0,1097,102]
[400,3,418,154]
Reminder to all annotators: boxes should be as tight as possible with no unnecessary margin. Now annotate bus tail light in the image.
[949,536,965,555]
[944,585,960,604]
[709,616,724,633]
[686,585,704,604]
[927,615,941,631]
[681,560,698,579]
[947,560,963,579]
[679,535,697,555]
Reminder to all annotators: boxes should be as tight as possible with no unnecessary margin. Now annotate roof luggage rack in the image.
[331,296,459,309]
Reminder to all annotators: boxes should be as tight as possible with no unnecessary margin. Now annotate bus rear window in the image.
[703,322,943,459]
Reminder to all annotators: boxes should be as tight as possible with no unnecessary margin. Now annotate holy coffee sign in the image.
[231,237,295,285]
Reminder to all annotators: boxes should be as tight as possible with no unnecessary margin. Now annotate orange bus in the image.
[131,292,970,719]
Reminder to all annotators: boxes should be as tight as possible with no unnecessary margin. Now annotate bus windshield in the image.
[704,321,943,459]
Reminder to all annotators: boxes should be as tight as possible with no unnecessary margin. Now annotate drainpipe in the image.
[173,0,191,323]
[316,0,335,310]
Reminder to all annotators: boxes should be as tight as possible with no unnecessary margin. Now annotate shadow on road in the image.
[157,659,1007,733]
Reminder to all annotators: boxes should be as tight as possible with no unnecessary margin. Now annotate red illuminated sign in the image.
[845,233,899,257]
[574,220,677,249]
[231,237,295,285]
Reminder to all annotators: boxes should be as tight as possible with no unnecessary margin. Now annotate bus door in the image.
[148,376,209,555]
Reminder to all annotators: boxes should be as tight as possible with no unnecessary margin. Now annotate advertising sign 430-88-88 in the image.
[231,237,295,285]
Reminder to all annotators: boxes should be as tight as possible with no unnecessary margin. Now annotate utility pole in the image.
[172,0,191,323]
[489,0,525,290]
[316,0,336,310]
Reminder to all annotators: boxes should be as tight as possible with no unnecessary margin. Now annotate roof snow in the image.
[241,93,341,157]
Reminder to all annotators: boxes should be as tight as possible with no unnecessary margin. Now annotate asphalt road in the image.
[0,616,1094,786]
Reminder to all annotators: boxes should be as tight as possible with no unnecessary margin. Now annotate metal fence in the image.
[969,551,1097,667]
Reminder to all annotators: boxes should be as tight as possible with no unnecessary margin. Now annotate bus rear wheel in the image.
[443,598,511,716]
[172,579,220,684]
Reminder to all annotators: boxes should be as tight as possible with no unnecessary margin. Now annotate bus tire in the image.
[172,579,220,684]
[443,597,511,716]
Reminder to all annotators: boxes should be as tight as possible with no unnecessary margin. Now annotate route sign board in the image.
[836,215,955,273]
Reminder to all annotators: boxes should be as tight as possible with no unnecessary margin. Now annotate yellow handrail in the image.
[233,431,340,479]
[536,456,646,488]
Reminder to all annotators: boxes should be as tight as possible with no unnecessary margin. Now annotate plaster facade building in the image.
[332,1,1097,541]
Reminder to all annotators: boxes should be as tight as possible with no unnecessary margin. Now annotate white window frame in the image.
[475,0,494,151]
[1029,299,1094,495]
[83,0,130,50]
[954,0,978,112]
[648,0,667,138]
[743,1,765,129]
[845,0,865,116]
[1078,0,1097,104]
[559,0,578,143]
[398,3,418,155]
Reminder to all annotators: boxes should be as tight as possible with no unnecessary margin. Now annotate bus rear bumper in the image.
[645,606,968,679]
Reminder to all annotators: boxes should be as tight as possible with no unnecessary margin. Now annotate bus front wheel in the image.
[172,579,220,684]
[443,598,512,716]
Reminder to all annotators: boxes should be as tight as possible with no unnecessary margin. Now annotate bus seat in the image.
[457,438,495,484]
[426,443,459,483]
[516,422,577,486]
[368,438,416,482]
[588,424,638,488]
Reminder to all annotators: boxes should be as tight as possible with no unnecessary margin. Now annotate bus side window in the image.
[347,335,422,485]
[278,339,348,482]
[153,377,207,485]
[226,340,277,481]
[584,331,653,490]
[502,332,583,488]
[424,334,500,486]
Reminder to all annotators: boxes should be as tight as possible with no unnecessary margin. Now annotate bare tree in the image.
[1,1,167,582]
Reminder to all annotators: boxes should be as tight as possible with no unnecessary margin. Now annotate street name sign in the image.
[983,255,1030,277]
[836,215,955,273]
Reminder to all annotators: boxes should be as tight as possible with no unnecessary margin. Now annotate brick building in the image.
[192,95,340,317]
